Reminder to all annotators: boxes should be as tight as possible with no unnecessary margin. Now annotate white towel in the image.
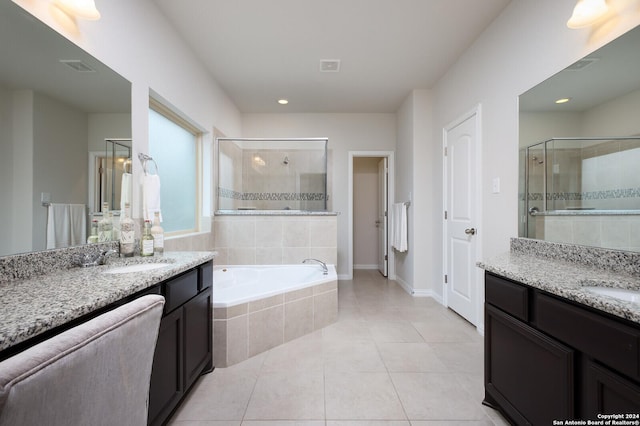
[68,204,87,246]
[391,202,408,252]
[46,204,86,249]
[46,204,70,249]
[142,174,162,222]
[120,172,132,212]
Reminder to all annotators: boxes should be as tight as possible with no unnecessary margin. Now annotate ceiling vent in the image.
[59,59,96,72]
[565,57,599,71]
[320,59,341,72]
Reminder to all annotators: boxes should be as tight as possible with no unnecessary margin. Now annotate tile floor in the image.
[168,269,510,425]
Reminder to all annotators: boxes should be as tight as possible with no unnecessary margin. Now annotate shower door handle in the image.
[465,228,476,235]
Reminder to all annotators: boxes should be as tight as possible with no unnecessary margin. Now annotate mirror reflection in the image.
[519,25,640,251]
[0,2,132,256]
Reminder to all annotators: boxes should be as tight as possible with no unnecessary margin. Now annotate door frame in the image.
[347,151,395,281]
[442,104,484,332]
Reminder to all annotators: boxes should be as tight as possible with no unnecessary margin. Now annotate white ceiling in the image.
[153,0,512,113]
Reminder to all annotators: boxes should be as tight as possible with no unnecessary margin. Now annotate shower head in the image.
[531,156,544,164]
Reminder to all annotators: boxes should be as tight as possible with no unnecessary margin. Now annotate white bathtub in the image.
[212,264,339,366]
[212,264,337,308]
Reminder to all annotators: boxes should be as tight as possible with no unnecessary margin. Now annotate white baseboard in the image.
[337,274,351,281]
[353,264,379,270]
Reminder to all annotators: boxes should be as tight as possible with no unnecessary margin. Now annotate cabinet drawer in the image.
[164,269,198,313]
[485,273,529,322]
[536,293,639,379]
[198,261,213,291]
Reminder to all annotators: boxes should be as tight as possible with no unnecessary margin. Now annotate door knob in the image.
[465,228,476,235]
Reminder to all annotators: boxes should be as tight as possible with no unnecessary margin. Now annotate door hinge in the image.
[444,211,448,220]
[444,274,448,284]
[385,254,388,261]
[444,147,447,156]
[385,211,387,217]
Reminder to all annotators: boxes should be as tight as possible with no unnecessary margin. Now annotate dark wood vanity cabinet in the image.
[148,261,213,426]
[484,272,640,424]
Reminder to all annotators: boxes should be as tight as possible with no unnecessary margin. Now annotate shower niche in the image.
[519,137,640,250]
[216,138,328,211]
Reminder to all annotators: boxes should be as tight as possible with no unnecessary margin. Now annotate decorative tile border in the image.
[217,186,327,201]
[526,188,640,202]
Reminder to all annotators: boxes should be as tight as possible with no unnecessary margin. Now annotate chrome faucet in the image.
[302,258,328,275]
[97,249,118,265]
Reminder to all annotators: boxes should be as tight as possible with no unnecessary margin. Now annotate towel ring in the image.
[123,158,132,174]
[138,153,159,175]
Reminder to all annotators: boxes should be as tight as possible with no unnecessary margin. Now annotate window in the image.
[148,99,200,234]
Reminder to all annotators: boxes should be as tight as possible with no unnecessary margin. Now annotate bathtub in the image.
[212,264,337,308]
[212,264,338,367]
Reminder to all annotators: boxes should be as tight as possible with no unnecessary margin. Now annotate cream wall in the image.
[13,0,242,249]
[0,85,12,255]
[430,0,640,303]
[241,113,397,278]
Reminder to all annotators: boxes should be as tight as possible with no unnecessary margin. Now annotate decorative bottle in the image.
[119,202,135,257]
[98,202,112,242]
[87,220,99,243]
[141,220,154,257]
[151,212,164,255]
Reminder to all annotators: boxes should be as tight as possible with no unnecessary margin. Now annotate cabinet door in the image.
[485,304,575,425]
[148,307,184,426]
[585,360,640,417]
[184,287,212,390]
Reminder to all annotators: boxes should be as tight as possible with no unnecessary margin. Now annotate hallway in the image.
[169,270,508,424]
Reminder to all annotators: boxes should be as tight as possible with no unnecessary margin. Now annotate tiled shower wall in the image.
[213,215,338,266]
[217,142,328,210]
[535,214,640,252]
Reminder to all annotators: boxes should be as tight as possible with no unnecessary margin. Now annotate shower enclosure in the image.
[520,137,640,245]
[216,138,328,211]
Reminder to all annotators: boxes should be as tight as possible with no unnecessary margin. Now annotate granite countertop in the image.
[478,251,640,325]
[0,251,215,352]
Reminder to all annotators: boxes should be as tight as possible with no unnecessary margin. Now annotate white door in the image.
[377,158,388,276]
[445,111,479,325]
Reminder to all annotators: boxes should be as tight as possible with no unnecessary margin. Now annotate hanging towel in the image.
[46,204,86,249]
[142,174,162,222]
[68,204,87,246]
[46,204,70,249]
[120,172,132,213]
[391,202,408,252]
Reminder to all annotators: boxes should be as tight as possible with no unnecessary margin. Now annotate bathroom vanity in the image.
[480,239,640,424]
[0,249,215,426]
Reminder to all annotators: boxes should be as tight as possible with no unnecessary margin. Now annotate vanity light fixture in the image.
[567,0,608,29]
[277,99,289,105]
[54,0,101,20]
[555,97,572,104]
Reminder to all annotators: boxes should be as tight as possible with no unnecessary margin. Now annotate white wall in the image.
[13,0,242,248]
[582,87,640,136]
[395,89,434,295]
[353,157,379,268]
[0,85,12,255]
[32,92,88,251]
[242,113,397,277]
[430,0,640,301]
[88,113,132,152]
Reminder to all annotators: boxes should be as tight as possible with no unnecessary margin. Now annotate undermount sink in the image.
[104,263,171,274]
[583,286,640,303]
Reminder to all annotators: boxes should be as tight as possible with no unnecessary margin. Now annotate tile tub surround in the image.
[478,238,640,324]
[213,213,338,266]
[0,251,216,352]
[213,280,338,367]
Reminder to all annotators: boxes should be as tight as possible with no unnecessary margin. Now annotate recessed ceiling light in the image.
[555,98,571,104]
[278,99,289,105]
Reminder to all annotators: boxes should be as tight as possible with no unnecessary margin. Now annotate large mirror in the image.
[0,1,132,257]
[519,25,640,251]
